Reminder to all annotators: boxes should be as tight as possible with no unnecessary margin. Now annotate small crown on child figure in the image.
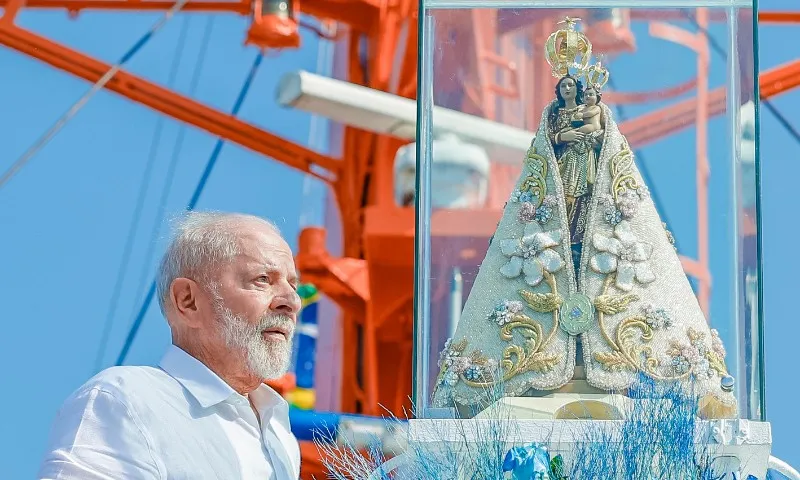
[582,62,610,91]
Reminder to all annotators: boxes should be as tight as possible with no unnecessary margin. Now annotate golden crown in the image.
[545,17,609,91]
[583,61,610,91]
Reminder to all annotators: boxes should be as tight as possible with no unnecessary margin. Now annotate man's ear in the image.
[170,277,203,327]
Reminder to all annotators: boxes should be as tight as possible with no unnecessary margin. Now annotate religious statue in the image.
[548,74,605,275]
[431,18,736,418]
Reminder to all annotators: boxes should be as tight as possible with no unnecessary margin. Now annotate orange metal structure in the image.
[0,4,798,476]
[1,0,418,420]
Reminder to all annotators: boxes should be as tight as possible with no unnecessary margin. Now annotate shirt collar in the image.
[249,382,289,418]
[158,345,291,414]
[159,345,238,409]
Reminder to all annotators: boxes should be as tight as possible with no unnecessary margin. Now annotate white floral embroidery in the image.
[662,330,715,379]
[590,220,656,291]
[617,190,640,218]
[488,300,525,326]
[599,194,623,225]
[442,370,459,386]
[643,304,673,330]
[710,329,727,358]
[498,222,565,287]
[436,338,497,388]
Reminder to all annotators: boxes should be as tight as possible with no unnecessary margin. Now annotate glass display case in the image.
[412,1,761,423]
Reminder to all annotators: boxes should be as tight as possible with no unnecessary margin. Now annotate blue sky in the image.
[0,2,798,478]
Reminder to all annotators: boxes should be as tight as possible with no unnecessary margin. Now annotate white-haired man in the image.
[38,212,302,479]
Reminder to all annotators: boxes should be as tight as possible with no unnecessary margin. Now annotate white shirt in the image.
[38,345,301,479]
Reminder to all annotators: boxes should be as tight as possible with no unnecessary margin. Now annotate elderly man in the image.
[38,212,302,479]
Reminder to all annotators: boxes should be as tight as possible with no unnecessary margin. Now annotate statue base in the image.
[398,418,772,480]
[437,365,738,421]
[471,390,630,421]
[458,366,632,420]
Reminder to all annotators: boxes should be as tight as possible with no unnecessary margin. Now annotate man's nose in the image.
[270,287,301,318]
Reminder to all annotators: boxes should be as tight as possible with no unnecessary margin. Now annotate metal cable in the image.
[684,10,800,146]
[124,16,217,358]
[0,0,191,190]
[93,15,194,373]
[115,51,265,366]
[762,94,800,144]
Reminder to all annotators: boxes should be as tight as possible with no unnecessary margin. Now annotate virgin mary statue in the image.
[431,18,736,418]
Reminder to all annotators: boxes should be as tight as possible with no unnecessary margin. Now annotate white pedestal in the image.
[406,418,771,479]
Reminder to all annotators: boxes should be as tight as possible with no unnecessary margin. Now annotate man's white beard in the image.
[215,304,295,380]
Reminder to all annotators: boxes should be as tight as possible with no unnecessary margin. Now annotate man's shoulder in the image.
[68,365,171,404]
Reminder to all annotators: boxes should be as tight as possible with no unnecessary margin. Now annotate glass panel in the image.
[414,3,760,420]
[734,8,764,420]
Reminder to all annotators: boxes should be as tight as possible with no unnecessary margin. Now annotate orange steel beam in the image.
[497,10,794,39]
[631,10,800,22]
[295,227,370,347]
[758,11,800,24]
[0,0,24,23]
[631,10,800,23]
[0,23,341,180]
[0,0,380,33]
[760,58,800,98]
[621,58,800,148]
[0,0,252,13]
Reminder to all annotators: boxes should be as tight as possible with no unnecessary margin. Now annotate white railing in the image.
[769,456,800,480]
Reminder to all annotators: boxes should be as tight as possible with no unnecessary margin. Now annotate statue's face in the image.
[585,88,598,105]
[559,77,577,101]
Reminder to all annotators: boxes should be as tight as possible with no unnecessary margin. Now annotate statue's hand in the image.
[560,130,585,143]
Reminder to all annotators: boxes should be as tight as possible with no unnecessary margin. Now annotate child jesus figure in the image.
[573,85,603,134]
